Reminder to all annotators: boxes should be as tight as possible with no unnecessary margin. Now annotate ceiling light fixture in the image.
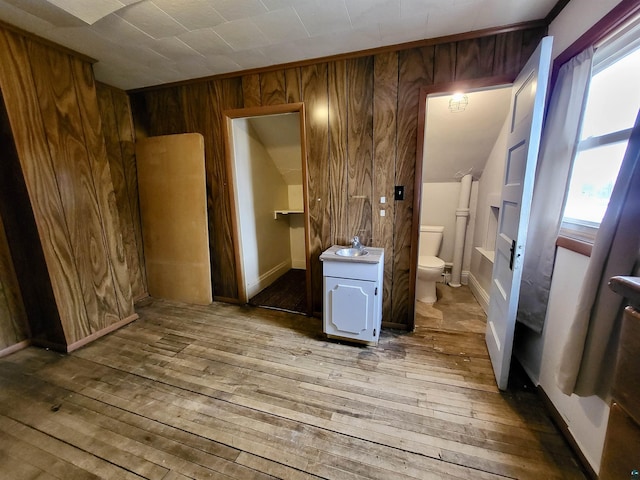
[449,93,469,113]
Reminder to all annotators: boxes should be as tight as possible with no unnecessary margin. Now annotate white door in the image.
[486,37,553,390]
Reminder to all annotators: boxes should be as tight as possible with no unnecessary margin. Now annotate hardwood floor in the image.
[0,290,585,479]
[249,269,307,314]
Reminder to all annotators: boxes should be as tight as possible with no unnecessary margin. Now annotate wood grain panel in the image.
[210,78,243,300]
[0,88,62,345]
[394,46,435,325]
[373,51,398,324]
[327,61,348,246]
[260,71,286,106]
[29,42,121,337]
[0,214,28,350]
[143,88,186,136]
[111,88,147,298]
[433,43,456,85]
[346,56,374,248]
[301,63,329,313]
[284,68,301,103]
[455,37,496,80]
[521,27,547,66]
[493,31,523,78]
[73,61,135,321]
[181,83,218,298]
[0,30,88,347]
[95,83,146,301]
[242,74,261,108]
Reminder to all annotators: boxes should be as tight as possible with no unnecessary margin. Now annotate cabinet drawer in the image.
[612,307,640,424]
[322,259,380,281]
[600,403,640,480]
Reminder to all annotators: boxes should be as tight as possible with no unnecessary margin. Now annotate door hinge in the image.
[373,328,377,337]
[375,287,378,295]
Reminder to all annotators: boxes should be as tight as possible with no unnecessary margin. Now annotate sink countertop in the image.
[319,245,384,264]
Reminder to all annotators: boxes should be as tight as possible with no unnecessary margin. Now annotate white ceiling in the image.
[423,86,512,182]
[0,0,559,90]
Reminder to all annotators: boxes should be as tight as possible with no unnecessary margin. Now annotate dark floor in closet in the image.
[249,269,307,314]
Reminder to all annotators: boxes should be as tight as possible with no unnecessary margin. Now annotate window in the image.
[561,20,640,242]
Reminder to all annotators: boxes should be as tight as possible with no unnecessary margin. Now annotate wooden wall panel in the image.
[0,89,63,346]
[284,68,302,103]
[73,61,135,320]
[242,74,261,108]
[493,31,524,77]
[346,56,374,247]
[29,43,121,337]
[328,61,348,246]
[372,51,398,324]
[301,63,330,313]
[129,26,547,327]
[394,45,435,324]
[0,31,89,345]
[455,37,496,80]
[433,43,456,85]
[96,83,146,301]
[210,78,243,299]
[143,88,186,136]
[111,88,147,297]
[260,71,286,106]
[0,214,29,351]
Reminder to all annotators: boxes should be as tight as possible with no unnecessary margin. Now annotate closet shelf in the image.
[274,210,304,219]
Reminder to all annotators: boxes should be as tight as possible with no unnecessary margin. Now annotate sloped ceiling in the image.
[423,86,512,182]
[0,0,558,90]
[248,113,302,186]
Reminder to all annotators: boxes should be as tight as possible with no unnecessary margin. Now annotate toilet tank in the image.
[419,225,444,256]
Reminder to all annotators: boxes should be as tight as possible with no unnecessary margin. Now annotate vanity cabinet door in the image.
[323,277,377,342]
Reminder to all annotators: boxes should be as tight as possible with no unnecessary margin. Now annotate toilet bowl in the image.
[416,226,445,304]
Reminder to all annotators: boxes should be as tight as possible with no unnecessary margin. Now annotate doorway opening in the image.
[223,103,312,316]
[410,77,514,331]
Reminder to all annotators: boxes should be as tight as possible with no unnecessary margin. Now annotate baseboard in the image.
[246,260,291,298]
[468,272,489,314]
[537,386,597,480]
[0,339,31,358]
[291,259,306,270]
[214,295,242,304]
[66,313,139,353]
[382,321,410,330]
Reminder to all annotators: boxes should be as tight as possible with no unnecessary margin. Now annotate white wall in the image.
[469,116,509,309]
[232,119,292,298]
[515,249,610,473]
[420,181,478,280]
[514,1,624,473]
[549,0,623,59]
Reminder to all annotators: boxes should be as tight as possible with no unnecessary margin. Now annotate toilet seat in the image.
[418,255,445,269]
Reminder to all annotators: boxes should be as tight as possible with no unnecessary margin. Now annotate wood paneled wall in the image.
[96,82,147,301]
[130,26,547,327]
[0,26,137,350]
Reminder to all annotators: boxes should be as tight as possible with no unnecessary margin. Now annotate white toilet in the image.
[416,225,445,304]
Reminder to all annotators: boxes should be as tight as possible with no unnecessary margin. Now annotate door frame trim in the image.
[409,75,514,330]
[222,102,313,315]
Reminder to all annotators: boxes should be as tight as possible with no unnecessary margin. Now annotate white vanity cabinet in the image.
[320,246,384,345]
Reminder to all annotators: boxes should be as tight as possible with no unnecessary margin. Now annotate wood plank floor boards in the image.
[0,286,585,479]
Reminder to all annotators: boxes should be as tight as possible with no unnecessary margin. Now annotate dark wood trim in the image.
[545,0,572,24]
[552,0,640,83]
[409,76,515,330]
[0,19,96,64]
[536,385,598,480]
[128,21,547,94]
[222,103,312,314]
[66,313,139,353]
[556,235,592,257]
[381,321,410,331]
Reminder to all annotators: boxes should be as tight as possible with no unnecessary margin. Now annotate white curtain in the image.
[557,110,640,398]
[517,48,594,333]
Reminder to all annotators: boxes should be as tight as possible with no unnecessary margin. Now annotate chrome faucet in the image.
[351,235,363,250]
